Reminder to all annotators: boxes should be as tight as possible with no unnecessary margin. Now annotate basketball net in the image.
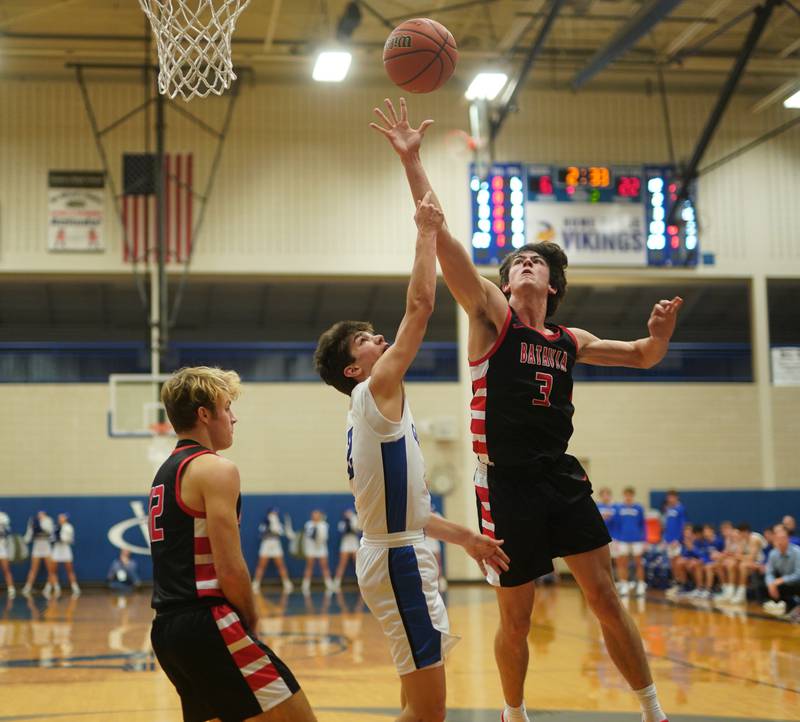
[138,0,251,100]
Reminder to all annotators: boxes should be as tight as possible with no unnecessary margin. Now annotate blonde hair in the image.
[160,366,241,433]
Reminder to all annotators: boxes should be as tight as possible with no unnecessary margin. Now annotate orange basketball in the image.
[383,18,458,94]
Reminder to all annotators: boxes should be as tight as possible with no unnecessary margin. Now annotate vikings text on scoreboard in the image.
[470,163,698,267]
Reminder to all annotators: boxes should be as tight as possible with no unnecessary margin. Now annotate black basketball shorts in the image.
[474,454,611,587]
[151,601,300,722]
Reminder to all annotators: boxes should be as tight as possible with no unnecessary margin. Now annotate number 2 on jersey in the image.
[532,372,552,407]
[149,484,165,542]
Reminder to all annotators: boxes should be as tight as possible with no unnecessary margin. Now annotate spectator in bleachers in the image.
[107,548,141,592]
[760,526,775,569]
[0,510,15,598]
[713,521,742,602]
[614,487,647,597]
[731,523,766,604]
[667,526,702,598]
[662,490,686,586]
[762,525,800,617]
[700,524,725,593]
[782,515,799,545]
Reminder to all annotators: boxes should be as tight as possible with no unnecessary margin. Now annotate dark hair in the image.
[314,320,373,396]
[736,522,751,533]
[623,486,635,495]
[666,489,679,498]
[692,524,703,535]
[497,242,568,317]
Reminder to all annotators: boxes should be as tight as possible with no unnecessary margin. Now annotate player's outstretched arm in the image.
[370,97,508,326]
[570,296,683,368]
[196,456,258,630]
[369,192,440,404]
[424,513,510,577]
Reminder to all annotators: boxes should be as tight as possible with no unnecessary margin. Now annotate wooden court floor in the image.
[0,583,798,721]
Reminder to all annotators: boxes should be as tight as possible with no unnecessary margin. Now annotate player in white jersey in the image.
[315,189,509,722]
[22,511,57,597]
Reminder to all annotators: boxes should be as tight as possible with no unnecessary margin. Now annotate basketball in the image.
[383,18,458,94]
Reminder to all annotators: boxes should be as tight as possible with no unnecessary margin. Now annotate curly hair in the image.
[498,242,569,317]
[314,320,374,396]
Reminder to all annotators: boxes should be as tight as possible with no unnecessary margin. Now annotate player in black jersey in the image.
[149,366,315,722]
[372,98,681,722]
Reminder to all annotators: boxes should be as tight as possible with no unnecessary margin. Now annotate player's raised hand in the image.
[414,191,444,234]
[464,532,510,577]
[647,296,683,341]
[369,97,433,158]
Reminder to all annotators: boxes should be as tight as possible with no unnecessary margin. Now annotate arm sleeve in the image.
[780,548,800,585]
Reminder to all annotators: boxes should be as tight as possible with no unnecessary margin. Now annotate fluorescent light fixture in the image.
[783,89,800,108]
[312,51,352,82]
[465,72,508,101]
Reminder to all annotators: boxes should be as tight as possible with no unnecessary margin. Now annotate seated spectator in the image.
[668,526,705,598]
[762,525,800,617]
[713,522,742,602]
[107,549,141,592]
[729,523,766,604]
[782,515,800,546]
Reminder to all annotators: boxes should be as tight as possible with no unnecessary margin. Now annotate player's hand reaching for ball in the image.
[370,97,433,158]
[415,191,444,235]
[465,532,510,577]
[647,296,683,341]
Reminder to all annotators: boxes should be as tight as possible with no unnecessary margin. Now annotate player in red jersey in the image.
[372,98,682,722]
[149,366,316,722]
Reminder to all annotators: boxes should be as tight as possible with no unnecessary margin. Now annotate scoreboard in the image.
[470,163,698,267]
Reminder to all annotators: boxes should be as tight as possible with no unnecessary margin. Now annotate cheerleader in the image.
[51,513,80,596]
[252,507,294,593]
[333,508,361,590]
[22,511,57,597]
[302,510,332,593]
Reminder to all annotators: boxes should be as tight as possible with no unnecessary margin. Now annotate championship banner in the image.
[526,202,646,266]
[47,170,105,252]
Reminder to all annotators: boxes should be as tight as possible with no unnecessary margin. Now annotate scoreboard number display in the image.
[471,163,697,267]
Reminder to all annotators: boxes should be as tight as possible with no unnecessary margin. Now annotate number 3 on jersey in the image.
[532,372,552,407]
[149,484,165,542]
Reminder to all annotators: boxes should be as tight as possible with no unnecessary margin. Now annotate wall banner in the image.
[47,170,105,252]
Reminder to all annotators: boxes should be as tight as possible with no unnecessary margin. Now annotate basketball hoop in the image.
[149,421,175,436]
[138,0,252,100]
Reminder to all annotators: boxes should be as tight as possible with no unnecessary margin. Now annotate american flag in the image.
[121,153,193,263]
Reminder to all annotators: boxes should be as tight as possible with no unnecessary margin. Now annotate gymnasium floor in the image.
[1,583,797,721]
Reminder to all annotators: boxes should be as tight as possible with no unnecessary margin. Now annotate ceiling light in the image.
[465,73,508,101]
[312,51,352,82]
[783,89,800,108]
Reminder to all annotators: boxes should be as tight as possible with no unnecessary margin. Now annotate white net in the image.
[139,0,251,100]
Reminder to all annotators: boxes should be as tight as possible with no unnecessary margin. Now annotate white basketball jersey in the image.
[347,380,431,536]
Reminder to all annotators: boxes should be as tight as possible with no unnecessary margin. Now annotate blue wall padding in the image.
[650,489,799,533]
[0,493,443,583]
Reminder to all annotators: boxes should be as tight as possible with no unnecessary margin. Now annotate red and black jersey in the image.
[470,307,578,466]
[149,438,240,611]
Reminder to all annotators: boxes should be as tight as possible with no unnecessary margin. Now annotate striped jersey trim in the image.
[194,517,223,599]
[211,604,293,712]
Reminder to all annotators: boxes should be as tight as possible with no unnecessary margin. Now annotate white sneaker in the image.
[763,600,786,616]
[636,581,646,597]
[665,585,680,599]
[251,580,260,593]
[331,578,341,591]
[282,579,294,593]
[21,585,31,597]
[324,577,335,591]
[54,584,61,598]
[730,587,746,604]
[616,581,630,595]
[714,588,732,602]
[301,579,311,594]
[42,583,52,599]
[7,586,15,598]
[70,584,80,597]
